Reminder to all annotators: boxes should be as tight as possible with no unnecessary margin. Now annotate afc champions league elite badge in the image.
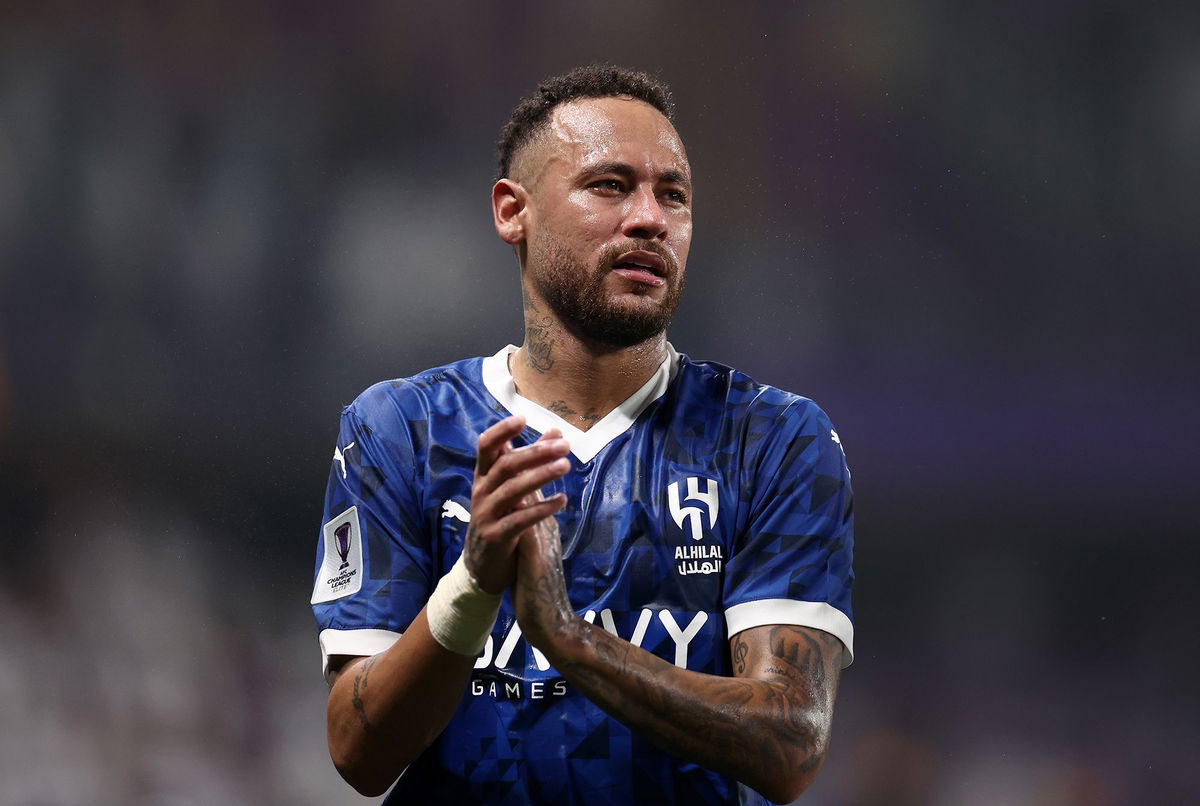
[335,521,353,570]
[312,506,364,604]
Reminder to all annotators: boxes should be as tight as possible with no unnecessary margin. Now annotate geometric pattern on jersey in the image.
[312,344,855,806]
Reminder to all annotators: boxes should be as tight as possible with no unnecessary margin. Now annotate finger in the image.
[487,460,570,519]
[476,415,526,476]
[488,457,571,513]
[471,448,569,522]
[520,486,546,507]
[491,425,557,472]
[480,438,570,492]
[474,440,569,502]
[490,494,567,539]
[472,495,564,547]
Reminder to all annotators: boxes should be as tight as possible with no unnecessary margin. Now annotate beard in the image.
[530,239,686,349]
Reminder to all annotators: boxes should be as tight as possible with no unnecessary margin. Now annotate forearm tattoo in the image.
[517,525,576,640]
[558,623,839,790]
[351,655,378,733]
[733,636,749,674]
[759,627,835,774]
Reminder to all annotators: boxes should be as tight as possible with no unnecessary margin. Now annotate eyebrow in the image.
[579,161,692,192]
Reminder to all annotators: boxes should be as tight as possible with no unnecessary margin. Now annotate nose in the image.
[622,185,668,241]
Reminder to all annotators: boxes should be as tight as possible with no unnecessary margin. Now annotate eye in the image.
[661,188,689,206]
[590,178,625,194]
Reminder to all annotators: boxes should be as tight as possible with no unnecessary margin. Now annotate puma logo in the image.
[441,500,471,523]
[333,441,356,479]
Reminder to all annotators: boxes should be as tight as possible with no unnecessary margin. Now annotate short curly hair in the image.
[496,65,674,181]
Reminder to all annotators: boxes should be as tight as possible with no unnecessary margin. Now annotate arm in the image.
[514,514,843,804]
[325,416,571,795]
[326,610,477,796]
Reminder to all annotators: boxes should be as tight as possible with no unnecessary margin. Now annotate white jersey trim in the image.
[481,343,680,464]
[724,599,855,668]
[319,627,402,683]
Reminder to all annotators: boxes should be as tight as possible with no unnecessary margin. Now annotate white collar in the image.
[480,343,679,463]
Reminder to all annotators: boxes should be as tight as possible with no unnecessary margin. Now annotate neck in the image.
[511,301,668,432]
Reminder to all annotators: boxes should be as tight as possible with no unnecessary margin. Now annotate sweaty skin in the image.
[494,97,693,428]
[326,418,571,796]
[327,96,845,803]
[512,494,843,804]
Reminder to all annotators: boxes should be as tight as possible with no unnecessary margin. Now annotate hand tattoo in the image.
[463,523,484,573]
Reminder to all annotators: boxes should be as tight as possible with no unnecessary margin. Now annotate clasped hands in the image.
[462,415,577,647]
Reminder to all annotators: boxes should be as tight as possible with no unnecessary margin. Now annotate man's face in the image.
[515,96,693,348]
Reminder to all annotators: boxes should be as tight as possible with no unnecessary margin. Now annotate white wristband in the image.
[426,555,503,657]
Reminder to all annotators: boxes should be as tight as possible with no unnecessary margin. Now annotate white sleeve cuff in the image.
[319,627,402,683]
[724,599,855,668]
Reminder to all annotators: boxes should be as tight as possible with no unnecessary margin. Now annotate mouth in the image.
[611,250,668,287]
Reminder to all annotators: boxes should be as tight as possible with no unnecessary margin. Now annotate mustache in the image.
[598,241,678,278]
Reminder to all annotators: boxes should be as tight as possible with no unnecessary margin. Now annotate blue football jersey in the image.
[312,344,854,805]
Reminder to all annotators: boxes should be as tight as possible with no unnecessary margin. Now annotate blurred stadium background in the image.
[1,2,1196,804]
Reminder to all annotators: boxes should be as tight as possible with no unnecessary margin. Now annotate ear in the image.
[492,178,529,245]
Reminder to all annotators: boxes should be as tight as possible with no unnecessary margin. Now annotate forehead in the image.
[535,96,689,180]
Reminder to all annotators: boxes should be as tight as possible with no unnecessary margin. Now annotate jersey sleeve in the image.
[723,399,855,666]
[311,385,435,681]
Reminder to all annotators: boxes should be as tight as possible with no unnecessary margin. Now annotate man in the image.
[312,65,854,805]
